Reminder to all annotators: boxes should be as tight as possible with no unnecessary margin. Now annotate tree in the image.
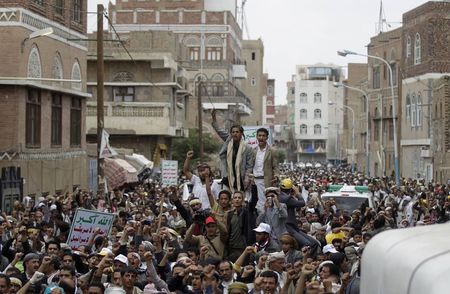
[171,128,221,164]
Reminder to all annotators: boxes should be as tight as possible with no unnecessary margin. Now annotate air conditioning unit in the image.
[421,148,431,158]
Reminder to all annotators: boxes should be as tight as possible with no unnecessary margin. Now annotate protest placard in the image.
[161,160,178,187]
[243,126,273,147]
[67,209,115,249]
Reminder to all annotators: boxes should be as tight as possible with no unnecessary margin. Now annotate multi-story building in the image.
[0,0,89,197]
[86,30,189,161]
[294,64,344,163]
[241,39,265,126]
[108,0,251,131]
[400,1,450,181]
[345,63,368,174]
[286,76,296,126]
[432,76,450,183]
[264,78,275,126]
[366,27,402,178]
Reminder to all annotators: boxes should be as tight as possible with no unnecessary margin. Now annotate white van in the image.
[321,185,375,212]
[361,223,450,294]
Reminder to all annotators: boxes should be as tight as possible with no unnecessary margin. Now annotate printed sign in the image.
[243,126,273,147]
[67,209,114,249]
[161,160,178,187]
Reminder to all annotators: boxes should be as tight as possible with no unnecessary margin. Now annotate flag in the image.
[99,130,118,159]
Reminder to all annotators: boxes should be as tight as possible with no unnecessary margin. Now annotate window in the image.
[251,78,256,86]
[300,124,307,135]
[113,87,134,102]
[389,62,397,86]
[415,33,421,65]
[291,87,295,95]
[372,66,380,89]
[411,93,417,127]
[33,0,44,5]
[189,47,200,61]
[406,94,411,119]
[211,84,224,96]
[206,47,222,61]
[417,93,422,126]
[374,121,379,141]
[314,124,322,135]
[389,121,394,140]
[55,0,64,15]
[300,109,307,119]
[314,141,326,149]
[267,86,274,96]
[26,89,41,147]
[51,94,62,146]
[73,0,82,23]
[314,109,321,119]
[300,93,307,103]
[70,97,82,146]
[314,92,322,103]
[406,36,411,58]
[251,52,255,60]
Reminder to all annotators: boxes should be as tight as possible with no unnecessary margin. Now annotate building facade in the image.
[264,78,275,126]
[108,0,251,131]
[86,30,189,162]
[294,64,344,163]
[366,27,402,178]
[0,1,89,197]
[400,1,450,181]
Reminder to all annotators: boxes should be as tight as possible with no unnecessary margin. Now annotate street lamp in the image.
[338,49,400,185]
[333,82,370,176]
[329,100,355,173]
[21,27,54,53]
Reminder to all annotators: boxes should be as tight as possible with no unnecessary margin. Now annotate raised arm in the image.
[211,109,229,142]
[183,151,194,180]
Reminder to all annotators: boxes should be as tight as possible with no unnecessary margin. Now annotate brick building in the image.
[400,1,450,181]
[108,0,251,131]
[366,27,402,178]
[0,1,89,197]
[264,78,276,126]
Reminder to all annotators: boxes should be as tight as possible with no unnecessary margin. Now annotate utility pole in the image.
[197,80,203,163]
[97,4,104,183]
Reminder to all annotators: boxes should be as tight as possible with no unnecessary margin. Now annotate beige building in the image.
[0,1,89,199]
[345,63,369,174]
[366,27,402,178]
[241,39,265,125]
[86,31,189,162]
[108,0,251,132]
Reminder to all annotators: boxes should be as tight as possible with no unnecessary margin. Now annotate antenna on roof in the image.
[376,0,391,34]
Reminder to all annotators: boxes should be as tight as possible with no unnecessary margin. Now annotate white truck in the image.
[321,185,375,212]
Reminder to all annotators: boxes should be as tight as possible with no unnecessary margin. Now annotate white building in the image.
[294,64,344,163]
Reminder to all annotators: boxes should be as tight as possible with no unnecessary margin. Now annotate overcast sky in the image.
[88,0,430,104]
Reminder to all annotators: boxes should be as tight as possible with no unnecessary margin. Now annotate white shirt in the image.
[191,174,220,209]
[253,145,268,177]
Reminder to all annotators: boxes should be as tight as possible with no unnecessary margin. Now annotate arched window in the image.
[27,46,42,78]
[300,93,307,103]
[415,33,421,65]
[71,60,81,90]
[411,93,417,126]
[417,92,422,126]
[314,124,322,135]
[300,109,307,119]
[406,36,411,58]
[406,94,411,119]
[300,124,307,135]
[52,53,63,80]
[314,109,321,119]
[314,92,322,103]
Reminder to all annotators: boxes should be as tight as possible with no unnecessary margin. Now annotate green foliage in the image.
[172,128,222,164]
[274,148,287,164]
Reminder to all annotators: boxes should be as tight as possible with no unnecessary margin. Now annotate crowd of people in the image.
[0,120,449,294]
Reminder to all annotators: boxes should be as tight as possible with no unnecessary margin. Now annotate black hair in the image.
[256,127,269,136]
[218,190,232,200]
[219,260,233,269]
[121,266,138,276]
[60,265,76,277]
[45,240,61,252]
[0,274,10,287]
[260,270,278,284]
[186,247,200,256]
[321,263,340,278]
[88,283,105,294]
[229,124,244,135]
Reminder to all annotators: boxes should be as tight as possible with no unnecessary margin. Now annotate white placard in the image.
[243,126,273,147]
[67,209,115,249]
[161,160,178,187]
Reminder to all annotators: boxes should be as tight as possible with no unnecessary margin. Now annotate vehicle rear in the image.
[321,185,374,212]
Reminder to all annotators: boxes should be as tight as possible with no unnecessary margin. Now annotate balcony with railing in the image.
[86,102,183,137]
[198,81,252,115]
